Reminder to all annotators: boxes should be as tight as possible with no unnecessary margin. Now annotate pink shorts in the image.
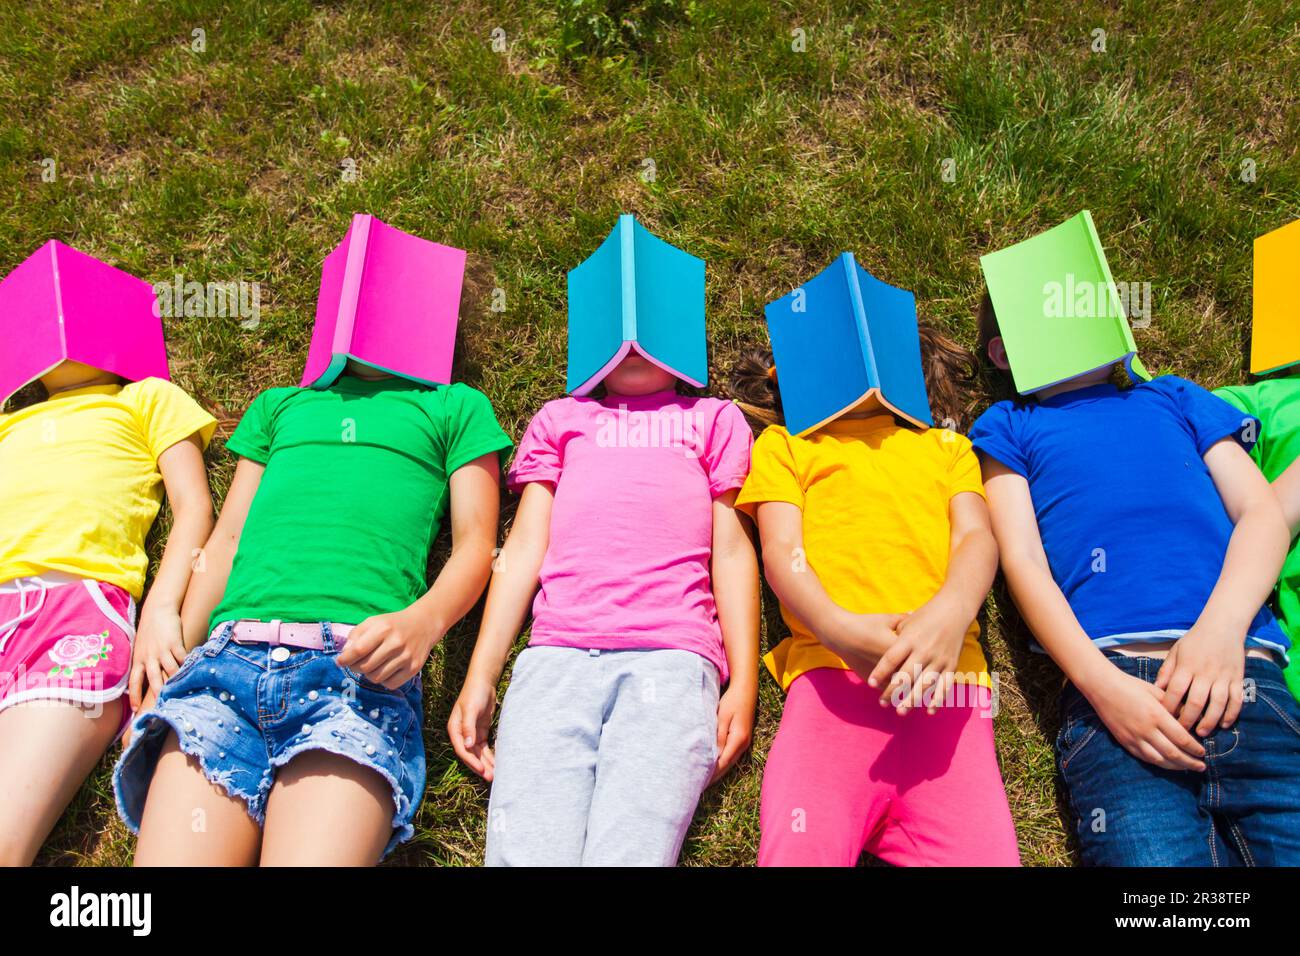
[759,667,1021,867]
[0,574,136,735]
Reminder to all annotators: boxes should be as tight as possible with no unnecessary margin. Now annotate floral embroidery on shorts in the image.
[47,630,113,677]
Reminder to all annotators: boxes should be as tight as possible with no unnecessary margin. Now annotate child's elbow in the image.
[713,532,757,567]
[760,541,796,581]
[995,546,1038,583]
[960,524,999,561]
[173,494,216,528]
[1252,495,1292,560]
[452,530,499,567]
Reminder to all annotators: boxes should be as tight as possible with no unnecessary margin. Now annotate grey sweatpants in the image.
[485,645,720,866]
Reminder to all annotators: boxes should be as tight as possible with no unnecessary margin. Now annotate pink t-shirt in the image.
[507,389,753,681]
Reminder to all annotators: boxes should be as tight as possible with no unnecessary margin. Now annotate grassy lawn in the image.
[2,0,1296,866]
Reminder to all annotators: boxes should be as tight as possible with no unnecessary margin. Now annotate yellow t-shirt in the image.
[0,378,217,597]
[735,414,990,691]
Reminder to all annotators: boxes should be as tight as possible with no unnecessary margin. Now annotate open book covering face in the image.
[980,210,1149,395]
[0,240,169,405]
[302,214,466,389]
[566,214,707,395]
[765,252,932,437]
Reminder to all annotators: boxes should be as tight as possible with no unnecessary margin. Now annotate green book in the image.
[980,210,1149,394]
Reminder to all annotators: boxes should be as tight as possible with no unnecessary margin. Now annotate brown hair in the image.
[729,349,784,427]
[730,323,980,432]
[2,380,48,413]
[976,292,998,366]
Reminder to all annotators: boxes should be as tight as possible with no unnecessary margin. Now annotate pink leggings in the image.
[759,668,1020,866]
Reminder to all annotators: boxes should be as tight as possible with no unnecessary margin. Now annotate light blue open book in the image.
[567,214,707,395]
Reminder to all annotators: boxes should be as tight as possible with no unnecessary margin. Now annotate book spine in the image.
[619,213,636,342]
[49,241,68,358]
[1082,210,1126,327]
[842,252,878,388]
[335,213,371,351]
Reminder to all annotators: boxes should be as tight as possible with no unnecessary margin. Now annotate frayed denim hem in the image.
[113,709,267,834]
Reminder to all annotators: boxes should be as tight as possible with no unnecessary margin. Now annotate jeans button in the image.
[270,646,291,663]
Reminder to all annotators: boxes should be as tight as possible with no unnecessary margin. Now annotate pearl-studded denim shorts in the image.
[112,621,424,858]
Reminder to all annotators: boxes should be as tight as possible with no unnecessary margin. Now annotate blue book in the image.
[765,253,933,436]
[567,214,707,394]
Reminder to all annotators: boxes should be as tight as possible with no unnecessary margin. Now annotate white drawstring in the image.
[0,577,49,654]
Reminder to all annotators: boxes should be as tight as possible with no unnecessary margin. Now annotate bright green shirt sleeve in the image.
[224,389,279,463]
[437,383,513,476]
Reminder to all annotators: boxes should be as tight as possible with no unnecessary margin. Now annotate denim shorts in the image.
[112,621,425,858]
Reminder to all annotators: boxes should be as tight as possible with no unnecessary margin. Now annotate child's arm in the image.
[129,434,215,712]
[178,457,265,650]
[867,491,998,714]
[447,480,554,780]
[753,500,904,677]
[1156,438,1290,733]
[982,457,1206,771]
[1269,455,1300,534]
[337,452,502,688]
[709,489,760,784]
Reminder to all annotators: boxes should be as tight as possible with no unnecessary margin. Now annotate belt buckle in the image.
[266,620,292,662]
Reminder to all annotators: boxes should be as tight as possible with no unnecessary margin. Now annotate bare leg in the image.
[0,700,122,866]
[259,751,393,866]
[133,733,262,866]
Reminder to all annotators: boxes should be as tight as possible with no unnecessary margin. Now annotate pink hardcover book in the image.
[0,240,168,405]
[301,214,467,389]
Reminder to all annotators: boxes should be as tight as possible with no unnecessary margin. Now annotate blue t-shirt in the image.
[969,375,1288,655]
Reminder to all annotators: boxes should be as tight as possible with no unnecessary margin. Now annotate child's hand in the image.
[1155,625,1247,736]
[121,686,160,747]
[868,594,968,715]
[823,611,905,682]
[710,682,755,785]
[448,678,497,780]
[337,608,438,689]
[1090,668,1207,771]
[129,608,188,711]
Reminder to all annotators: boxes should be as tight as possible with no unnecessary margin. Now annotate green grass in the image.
[3,0,1297,866]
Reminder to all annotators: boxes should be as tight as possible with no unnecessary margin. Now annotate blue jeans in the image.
[113,621,425,858]
[1057,654,1300,866]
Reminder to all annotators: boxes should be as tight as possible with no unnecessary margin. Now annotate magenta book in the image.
[302,214,467,389]
[0,240,168,404]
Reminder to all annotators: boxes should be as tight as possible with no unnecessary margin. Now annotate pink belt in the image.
[215,620,354,651]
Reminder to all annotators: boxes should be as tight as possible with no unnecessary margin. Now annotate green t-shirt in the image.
[210,376,512,631]
[1216,375,1300,697]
